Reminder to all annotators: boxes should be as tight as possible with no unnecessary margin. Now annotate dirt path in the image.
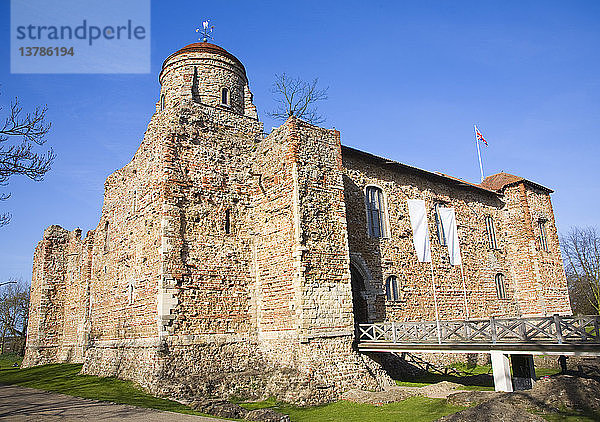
[0,385,228,421]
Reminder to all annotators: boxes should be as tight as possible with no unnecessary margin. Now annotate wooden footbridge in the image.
[356,315,600,392]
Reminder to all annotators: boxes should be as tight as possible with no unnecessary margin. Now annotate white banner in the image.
[407,199,431,263]
[438,207,462,266]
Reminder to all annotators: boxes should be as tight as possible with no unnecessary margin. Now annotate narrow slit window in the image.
[103,221,110,252]
[127,280,136,305]
[386,276,399,301]
[132,190,137,214]
[538,219,548,252]
[365,186,387,238]
[434,204,446,246]
[160,94,165,111]
[495,273,507,299]
[221,88,229,106]
[225,209,231,234]
[485,216,498,249]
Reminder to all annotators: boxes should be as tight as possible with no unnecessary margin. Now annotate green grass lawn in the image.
[278,397,465,422]
[0,359,467,422]
[238,396,466,422]
[0,353,23,369]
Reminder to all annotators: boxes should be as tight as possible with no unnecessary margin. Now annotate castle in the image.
[23,42,572,404]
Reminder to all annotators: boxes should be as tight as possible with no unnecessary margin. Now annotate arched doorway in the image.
[350,264,368,324]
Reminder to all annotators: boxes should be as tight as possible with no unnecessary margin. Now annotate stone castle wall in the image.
[148,111,392,404]
[342,148,571,322]
[250,123,298,335]
[23,226,92,366]
[47,100,391,404]
[342,149,521,322]
[87,111,167,347]
[162,102,262,338]
[291,122,355,339]
[502,183,571,316]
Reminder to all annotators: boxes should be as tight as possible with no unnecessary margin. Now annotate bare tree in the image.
[0,93,55,226]
[268,73,328,125]
[0,278,29,355]
[561,226,600,315]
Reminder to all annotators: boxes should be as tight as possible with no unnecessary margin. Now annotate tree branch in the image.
[268,74,329,125]
[0,93,54,227]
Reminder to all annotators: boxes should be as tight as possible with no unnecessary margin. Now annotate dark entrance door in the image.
[350,264,368,324]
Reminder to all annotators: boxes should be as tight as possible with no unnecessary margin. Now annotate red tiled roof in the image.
[480,172,553,193]
[480,172,524,190]
[162,42,246,75]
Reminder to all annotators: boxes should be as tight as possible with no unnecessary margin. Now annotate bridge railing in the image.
[358,314,600,345]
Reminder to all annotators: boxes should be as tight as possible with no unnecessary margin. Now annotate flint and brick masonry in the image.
[22,42,571,404]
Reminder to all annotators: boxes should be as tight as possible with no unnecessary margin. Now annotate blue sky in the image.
[1,0,599,283]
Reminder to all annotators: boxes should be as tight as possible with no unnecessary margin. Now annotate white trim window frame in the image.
[365,185,389,239]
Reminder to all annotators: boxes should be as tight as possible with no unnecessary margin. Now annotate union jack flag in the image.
[474,125,488,146]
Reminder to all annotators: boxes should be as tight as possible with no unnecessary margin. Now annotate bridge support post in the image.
[491,351,513,392]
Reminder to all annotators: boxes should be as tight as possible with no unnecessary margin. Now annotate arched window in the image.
[495,273,507,299]
[485,216,498,249]
[365,186,387,238]
[386,275,399,301]
[221,87,229,106]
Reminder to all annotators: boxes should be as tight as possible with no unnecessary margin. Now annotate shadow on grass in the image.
[395,370,495,391]
[395,364,562,392]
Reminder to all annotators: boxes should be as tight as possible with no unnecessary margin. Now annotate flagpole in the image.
[430,260,442,344]
[459,263,470,320]
[475,125,484,182]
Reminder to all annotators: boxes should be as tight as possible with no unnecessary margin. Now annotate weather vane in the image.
[196,20,214,42]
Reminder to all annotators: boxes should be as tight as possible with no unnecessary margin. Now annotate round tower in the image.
[158,42,258,119]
